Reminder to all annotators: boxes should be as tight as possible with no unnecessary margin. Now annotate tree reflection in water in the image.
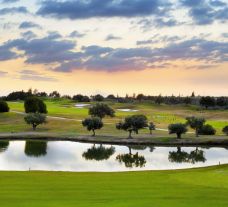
[116,146,146,168]
[24,141,48,157]
[0,141,9,153]
[82,144,115,161]
[169,147,206,164]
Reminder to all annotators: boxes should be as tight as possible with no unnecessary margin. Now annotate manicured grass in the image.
[0,165,228,207]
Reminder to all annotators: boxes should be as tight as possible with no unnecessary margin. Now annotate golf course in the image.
[0,165,228,207]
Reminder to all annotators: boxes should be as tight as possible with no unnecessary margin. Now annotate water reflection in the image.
[24,141,47,157]
[169,147,206,164]
[82,144,115,161]
[0,141,9,153]
[0,141,227,172]
[116,146,146,168]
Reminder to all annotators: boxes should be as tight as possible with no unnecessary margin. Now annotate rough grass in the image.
[0,165,228,207]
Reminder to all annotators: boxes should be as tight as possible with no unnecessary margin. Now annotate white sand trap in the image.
[75,104,91,108]
[117,109,139,112]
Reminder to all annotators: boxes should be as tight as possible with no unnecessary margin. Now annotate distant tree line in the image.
[1,89,227,109]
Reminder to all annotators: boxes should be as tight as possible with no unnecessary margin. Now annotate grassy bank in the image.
[0,165,228,207]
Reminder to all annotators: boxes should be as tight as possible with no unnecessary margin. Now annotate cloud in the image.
[19,21,41,29]
[136,39,153,45]
[47,31,62,39]
[0,71,7,76]
[105,34,122,41]
[181,0,228,25]
[0,7,28,16]
[69,30,85,38]
[0,0,19,3]
[37,0,171,19]
[222,33,228,38]
[21,31,37,40]
[0,34,227,73]
[19,70,58,82]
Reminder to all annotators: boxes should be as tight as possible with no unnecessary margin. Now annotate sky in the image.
[0,0,227,96]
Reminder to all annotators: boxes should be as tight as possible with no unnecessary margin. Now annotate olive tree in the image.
[82,117,103,136]
[24,113,47,130]
[168,123,188,139]
[89,103,115,119]
[116,115,148,138]
[24,97,47,114]
[186,116,205,137]
[0,100,9,113]
[222,126,228,136]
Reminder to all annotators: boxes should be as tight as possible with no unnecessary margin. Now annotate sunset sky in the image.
[0,0,227,96]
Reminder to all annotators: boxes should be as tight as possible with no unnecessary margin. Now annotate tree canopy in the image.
[168,123,187,139]
[89,103,115,119]
[24,97,47,114]
[82,117,103,136]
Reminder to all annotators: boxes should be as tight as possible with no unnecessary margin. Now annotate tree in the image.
[82,117,103,136]
[24,141,47,157]
[49,91,60,98]
[155,95,163,105]
[89,103,115,119]
[188,148,206,164]
[0,141,9,153]
[216,97,227,107]
[116,115,148,138]
[168,123,187,139]
[186,116,205,137]
[116,146,146,168]
[24,97,47,114]
[183,97,192,105]
[136,94,144,101]
[168,147,189,163]
[73,94,90,102]
[200,96,215,109]
[223,126,228,136]
[82,145,115,161]
[0,100,9,113]
[148,122,156,134]
[93,94,104,102]
[106,94,116,100]
[24,113,47,130]
[198,124,216,135]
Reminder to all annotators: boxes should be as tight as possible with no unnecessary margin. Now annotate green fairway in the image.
[0,165,228,207]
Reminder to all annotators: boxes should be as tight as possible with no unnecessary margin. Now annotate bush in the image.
[24,97,47,114]
[222,126,228,136]
[198,124,216,135]
[0,101,9,113]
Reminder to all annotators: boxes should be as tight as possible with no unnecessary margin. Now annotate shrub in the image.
[0,100,9,113]
[198,124,216,135]
[186,116,205,137]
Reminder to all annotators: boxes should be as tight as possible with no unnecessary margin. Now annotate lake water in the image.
[0,141,228,172]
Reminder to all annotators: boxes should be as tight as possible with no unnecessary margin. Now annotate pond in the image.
[0,140,228,172]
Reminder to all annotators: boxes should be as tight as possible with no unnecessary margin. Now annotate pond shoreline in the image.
[1,132,228,147]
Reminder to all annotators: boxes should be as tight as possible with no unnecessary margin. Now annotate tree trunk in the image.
[177,133,181,139]
[195,129,199,137]
[92,129,95,137]
[32,124,37,131]
[128,130,133,139]
[150,130,152,135]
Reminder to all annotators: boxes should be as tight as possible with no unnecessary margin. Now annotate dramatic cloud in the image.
[19,21,41,29]
[21,31,37,40]
[37,0,171,19]
[105,34,122,41]
[181,0,228,25]
[0,7,28,16]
